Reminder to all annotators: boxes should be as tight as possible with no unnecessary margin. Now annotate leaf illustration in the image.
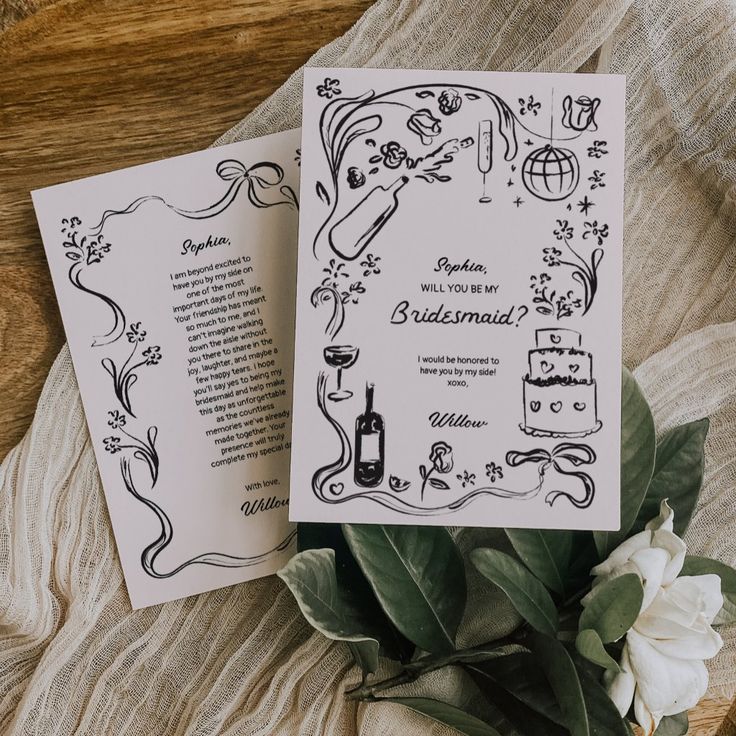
[315,181,330,206]
[368,155,382,164]
[65,251,81,261]
[428,478,450,490]
[416,90,436,98]
[465,93,481,100]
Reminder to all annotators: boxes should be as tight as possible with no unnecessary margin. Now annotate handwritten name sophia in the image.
[181,234,231,257]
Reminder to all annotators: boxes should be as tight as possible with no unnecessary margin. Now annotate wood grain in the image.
[0,2,734,732]
[0,0,371,461]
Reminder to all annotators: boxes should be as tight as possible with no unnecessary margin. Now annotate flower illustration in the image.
[379,141,408,169]
[543,247,562,267]
[126,322,147,343]
[346,166,366,189]
[316,77,341,99]
[103,436,121,454]
[583,220,609,245]
[561,95,600,131]
[518,95,541,116]
[589,169,606,189]
[456,469,476,488]
[142,345,162,366]
[107,409,127,430]
[360,253,381,277]
[587,140,609,158]
[438,88,462,115]
[407,109,442,145]
[419,440,454,501]
[429,441,454,473]
[553,219,574,241]
[485,462,504,483]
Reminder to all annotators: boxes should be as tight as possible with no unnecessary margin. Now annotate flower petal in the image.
[634,690,661,736]
[590,530,652,577]
[629,547,670,609]
[645,499,674,533]
[627,629,709,716]
[651,527,686,585]
[604,642,636,717]
[677,574,724,622]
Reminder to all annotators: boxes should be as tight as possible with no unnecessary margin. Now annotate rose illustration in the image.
[419,441,454,501]
[561,95,600,132]
[438,88,462,115]
[346,166,366,189]
[379,141,408,169]
[587,501,723,735]
[407,109,442,145]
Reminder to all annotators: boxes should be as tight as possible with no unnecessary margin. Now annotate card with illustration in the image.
[290,68,625,530]
[32,130,301,608]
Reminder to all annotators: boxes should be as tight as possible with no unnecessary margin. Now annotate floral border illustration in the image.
[64,157,299,580]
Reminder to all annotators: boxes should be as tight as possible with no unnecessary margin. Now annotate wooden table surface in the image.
[0,1,734,733]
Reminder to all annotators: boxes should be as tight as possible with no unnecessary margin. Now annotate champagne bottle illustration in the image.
[354,382,385,488]
[329,175,409,261]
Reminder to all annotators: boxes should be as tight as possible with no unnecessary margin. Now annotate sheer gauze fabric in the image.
[2,0,736,733]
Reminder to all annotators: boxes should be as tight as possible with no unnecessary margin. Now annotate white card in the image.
[32,130,301,608]
[290,68,625,530]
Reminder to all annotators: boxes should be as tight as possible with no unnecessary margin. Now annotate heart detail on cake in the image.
[550,401,562,413]
[540,361,554,374]
[569,364,580,373]
[550,334,562,344]
[573,402,586,411]
[530,401,541,412]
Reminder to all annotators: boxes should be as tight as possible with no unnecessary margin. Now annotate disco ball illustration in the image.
[521,144,580,201]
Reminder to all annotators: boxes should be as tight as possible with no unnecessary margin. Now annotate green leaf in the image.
[595,368,656,558]
[470,548,558,637]
[579,573,644,643]
[572,654,633,736]
[466,656,568,736]
[382,697,502,736]
[575,629,620,672]
[297,523,414,662]
[653,712,688,735]
[681,555,736,625]
[527,632,589,736]
[466,653,565,727]
[636,418,709,535]
[505,529,573,595]
[278,548,380,674]
[342,524,466,654]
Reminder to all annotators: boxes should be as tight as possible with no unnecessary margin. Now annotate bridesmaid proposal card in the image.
[32,130,300,608]
[290,68,625,529]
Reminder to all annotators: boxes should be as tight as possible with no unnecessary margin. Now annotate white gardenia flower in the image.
[583,500,723,735]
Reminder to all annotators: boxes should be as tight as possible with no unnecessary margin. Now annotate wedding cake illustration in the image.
[521,328,602,438]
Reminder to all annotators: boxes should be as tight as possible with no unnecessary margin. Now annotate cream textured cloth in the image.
[2,0,736,733]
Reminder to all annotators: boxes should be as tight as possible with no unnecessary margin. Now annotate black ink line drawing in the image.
[521,143,580,201]
[577,195,594,215]
[311,372,596,513]
[419,440,453,500]
[323,345,359,401]
[530,219,605,318]
[311,259,366,339]
[101,322,161,417]
[518,95,541,116]
[59,157,299,579]
[477,120,493,202]
[588,169,606,189]
[520,328,602,438]
[317,77,342,99]
[587,140,608,158]
[62,163,297,347]
[354,382,385,487]
[561,95,600,132]
[389,475,411,492]
[120,456,296,579]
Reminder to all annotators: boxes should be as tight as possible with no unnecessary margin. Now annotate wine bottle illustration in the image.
[329,175,409,261]
[354,382,385,488]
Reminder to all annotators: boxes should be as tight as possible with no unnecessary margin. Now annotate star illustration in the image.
[507,178,514,187]
[524,138,534,146]
[577,195,594,215]
[513,196,524,207]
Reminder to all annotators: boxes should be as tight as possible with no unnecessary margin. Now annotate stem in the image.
[344,633,524,702]
[420,468,434,502]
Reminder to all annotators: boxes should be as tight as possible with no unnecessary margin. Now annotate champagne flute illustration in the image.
[477,119,493,203]
[323,345,359,401]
